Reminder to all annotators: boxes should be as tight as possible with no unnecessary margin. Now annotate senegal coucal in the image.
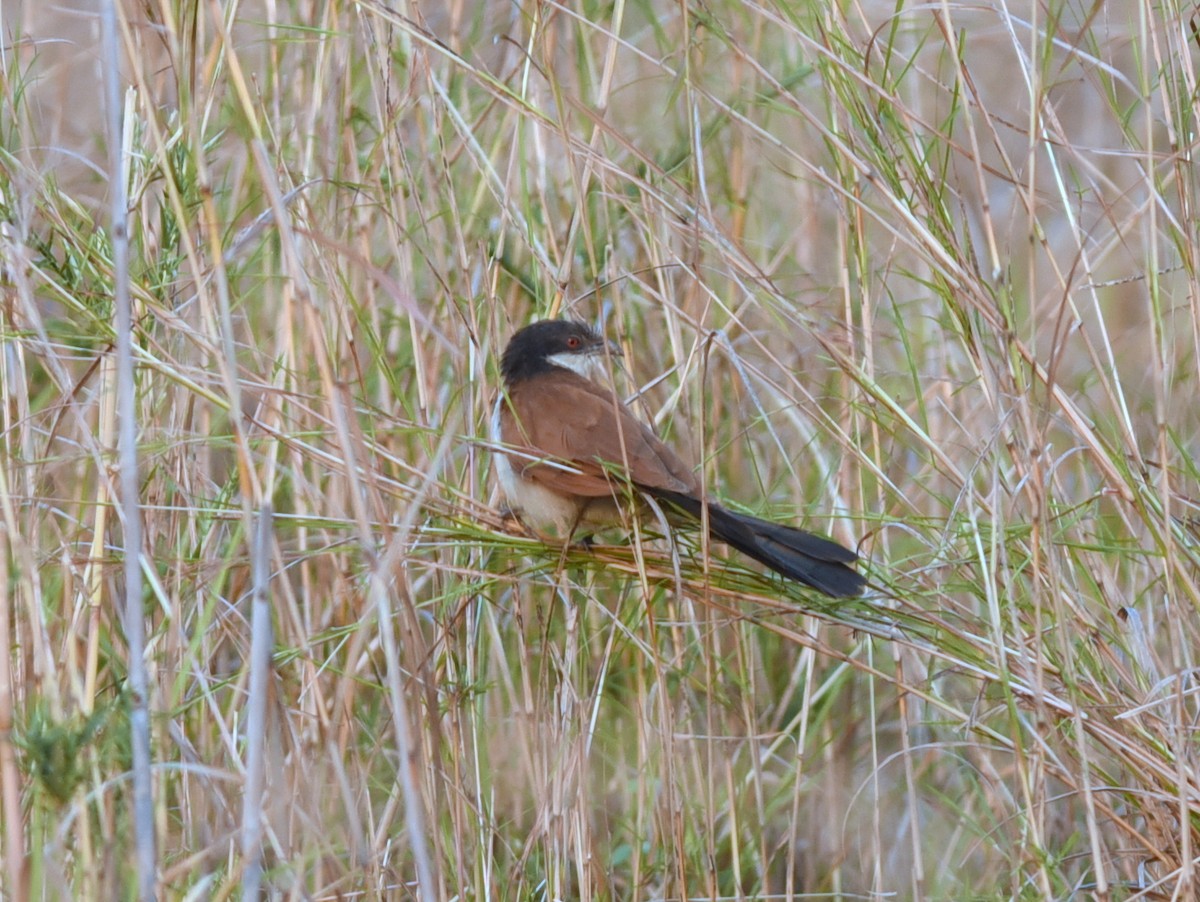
[491,319,866,597]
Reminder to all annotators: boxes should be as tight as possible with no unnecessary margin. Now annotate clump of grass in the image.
[0,1,1197,898]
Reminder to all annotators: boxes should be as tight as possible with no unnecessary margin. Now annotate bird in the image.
[491,319,866,598]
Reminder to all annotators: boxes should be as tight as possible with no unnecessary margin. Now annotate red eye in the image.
[566,336,580,348]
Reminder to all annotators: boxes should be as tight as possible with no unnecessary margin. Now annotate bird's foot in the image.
[497,506,528,535]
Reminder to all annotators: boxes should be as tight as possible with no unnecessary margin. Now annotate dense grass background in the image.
[1,0,1198,898]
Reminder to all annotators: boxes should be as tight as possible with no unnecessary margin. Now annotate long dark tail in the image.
[652,491,866,598]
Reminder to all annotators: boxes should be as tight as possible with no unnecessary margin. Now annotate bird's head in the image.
[500,319,622,384]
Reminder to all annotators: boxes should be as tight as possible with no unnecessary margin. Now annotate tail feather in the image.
[651,490,866,598]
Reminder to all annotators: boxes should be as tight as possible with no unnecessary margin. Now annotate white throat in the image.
[545,351,610,382]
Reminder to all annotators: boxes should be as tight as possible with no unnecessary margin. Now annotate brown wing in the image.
[499,373,700,498]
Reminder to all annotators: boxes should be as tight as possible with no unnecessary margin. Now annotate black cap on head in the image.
[500,320,608,383]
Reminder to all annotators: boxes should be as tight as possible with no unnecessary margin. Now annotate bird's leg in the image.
[498,504,596,553]
[561,507,599,555]
[552,508,592,573]
[497,505,532,536]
